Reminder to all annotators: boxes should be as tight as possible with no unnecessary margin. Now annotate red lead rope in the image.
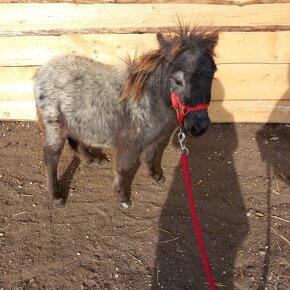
[181,153,216,290]
[171,91,216,289]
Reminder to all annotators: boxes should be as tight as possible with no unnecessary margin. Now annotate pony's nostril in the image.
[189,125,199,136]
[188,121,209,137]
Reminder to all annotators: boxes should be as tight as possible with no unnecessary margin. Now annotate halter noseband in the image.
[170,92,209,126]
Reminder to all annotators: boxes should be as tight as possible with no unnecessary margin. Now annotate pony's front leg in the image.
[142,142,166,184]
[113,147,138,209]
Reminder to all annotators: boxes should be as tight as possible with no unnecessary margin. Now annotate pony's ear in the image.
[203,31,219,55]
[156,32,175,57]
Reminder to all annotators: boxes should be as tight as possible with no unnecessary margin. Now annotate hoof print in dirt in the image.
[54,198,66,208]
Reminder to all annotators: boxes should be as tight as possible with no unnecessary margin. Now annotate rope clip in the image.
[178,129,188,156]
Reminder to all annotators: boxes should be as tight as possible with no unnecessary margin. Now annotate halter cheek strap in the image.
[170,92,208,126]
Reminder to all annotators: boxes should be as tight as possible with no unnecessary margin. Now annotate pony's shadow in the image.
[151,79,249,289]
[255,65,290,289]
[58,147,141,204]
[57,145,140,205]
[58,154,81,203]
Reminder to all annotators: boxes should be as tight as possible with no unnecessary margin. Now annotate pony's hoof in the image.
[154,175,166,185]
[54,198,66,208]
[121,200,131,209]
[90,158,109,166]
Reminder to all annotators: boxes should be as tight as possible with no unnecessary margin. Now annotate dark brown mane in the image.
[172,25,219,56]
[120,26,218,101]
[119,50,165,101]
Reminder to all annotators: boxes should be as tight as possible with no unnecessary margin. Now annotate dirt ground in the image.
[0,121,289,290]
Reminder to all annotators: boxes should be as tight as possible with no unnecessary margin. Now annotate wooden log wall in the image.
[0,0,290,122]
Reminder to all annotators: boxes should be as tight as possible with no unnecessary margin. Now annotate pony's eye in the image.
[174,77,183,87]
[172,71,185,87]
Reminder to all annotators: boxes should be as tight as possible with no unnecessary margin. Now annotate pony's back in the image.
[34,55,122,107]
[34,55,126,147]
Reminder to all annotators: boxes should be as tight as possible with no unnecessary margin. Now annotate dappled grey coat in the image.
[34,29,218,208]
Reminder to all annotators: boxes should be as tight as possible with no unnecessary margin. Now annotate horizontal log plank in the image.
[0,67,35,101]
[1,32,290,66]
[0,64,289,102]
[117,0,290,3]
[0,1,289,5]
[0,34,158,66]
[0,101,37,121]
[210,100,290,122]
[1,100,289,123]
[213,64,290,102]
[0,3,290,36]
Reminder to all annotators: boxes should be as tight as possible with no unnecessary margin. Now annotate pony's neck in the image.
[119,49,168,101]
[146,61,172,108]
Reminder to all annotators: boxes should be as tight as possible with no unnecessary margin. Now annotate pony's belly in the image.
[66,118,118,148]
[81,136,115,149]
[74,130,117,149]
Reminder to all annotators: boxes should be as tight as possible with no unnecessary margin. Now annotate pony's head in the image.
[157,27,218,137]
[120,25,218,137]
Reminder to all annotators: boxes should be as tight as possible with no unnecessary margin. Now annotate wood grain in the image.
[0,3,289,35]
[0,1,289,5]
[1,32,290,66]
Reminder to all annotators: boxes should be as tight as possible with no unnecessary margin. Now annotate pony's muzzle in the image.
[184,111,211,137]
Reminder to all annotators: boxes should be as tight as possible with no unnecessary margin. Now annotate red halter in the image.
[170,92,209,126]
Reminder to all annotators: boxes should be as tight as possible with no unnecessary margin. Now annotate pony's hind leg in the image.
[67,137,108,165]
[38,114,67,207]
[44,143,65,207]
